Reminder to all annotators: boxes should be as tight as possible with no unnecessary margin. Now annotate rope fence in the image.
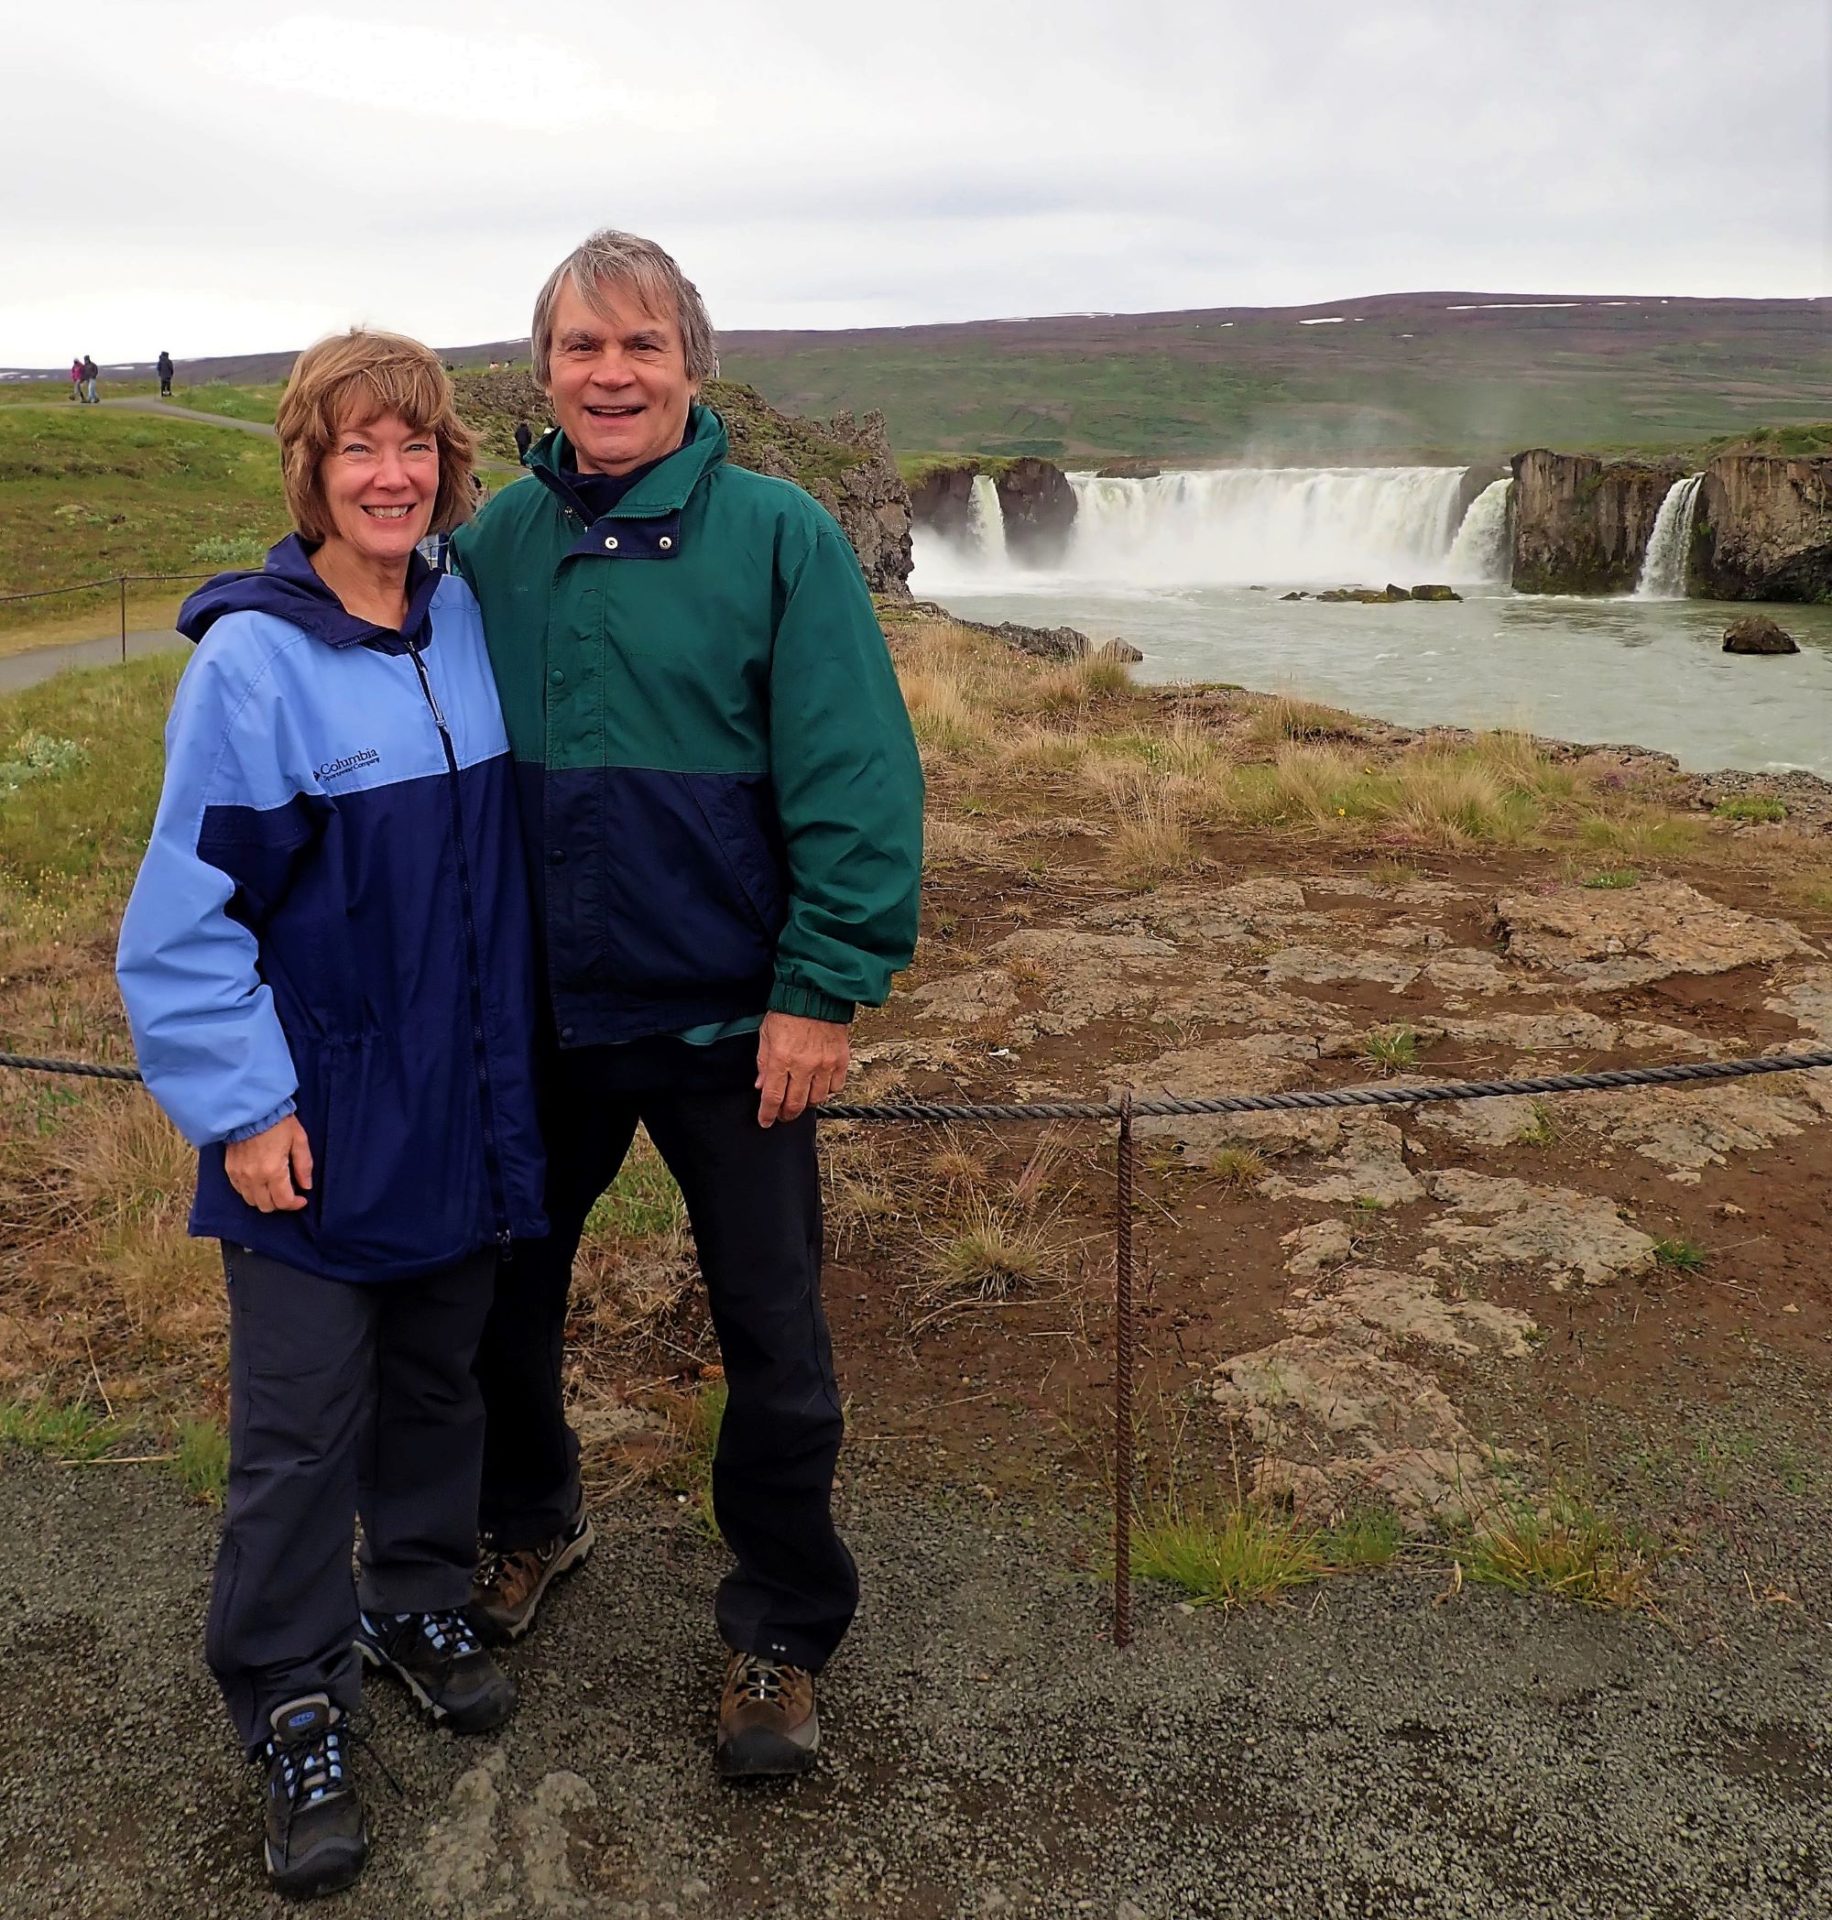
[2,573,214,663]
[8,1042,1832,1646]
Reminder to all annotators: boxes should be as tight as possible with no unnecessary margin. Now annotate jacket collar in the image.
[527,402,728,520]
[177,533,441,656]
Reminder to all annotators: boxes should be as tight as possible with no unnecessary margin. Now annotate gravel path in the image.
[2,1453,1827,1919]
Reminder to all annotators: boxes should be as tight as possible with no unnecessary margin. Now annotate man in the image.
[82,354,99,403]
[156,349,174,398]
[449,230,923,1780]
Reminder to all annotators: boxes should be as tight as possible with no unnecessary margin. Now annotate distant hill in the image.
[8,291,1828,462]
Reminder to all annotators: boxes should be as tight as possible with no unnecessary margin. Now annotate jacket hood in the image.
[526,402,729,519]
[177,533,440,655]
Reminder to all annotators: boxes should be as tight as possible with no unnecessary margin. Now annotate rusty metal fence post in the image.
[118,576,127,664]
[1113,1088,1136,1649]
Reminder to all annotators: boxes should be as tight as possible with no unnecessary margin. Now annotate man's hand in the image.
[755,1012,850,1127]
[224,1114,314,1213]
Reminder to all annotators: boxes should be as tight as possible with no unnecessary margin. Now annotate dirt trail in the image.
[1,1452,1827,1920]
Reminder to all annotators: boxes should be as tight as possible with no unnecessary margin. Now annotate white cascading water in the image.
[1443,477,1514,583]
[1633,474,1704,600]
[965,472,1008,566]
[912,466,1515,592]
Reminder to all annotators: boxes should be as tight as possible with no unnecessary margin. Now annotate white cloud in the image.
[0,0,1825,364]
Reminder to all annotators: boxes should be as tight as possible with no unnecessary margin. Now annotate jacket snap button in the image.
[560,1025,576,1042]
[549,848,566,865]
[603,535,619,551]
[658,535,673,550]
[549,669,564,686]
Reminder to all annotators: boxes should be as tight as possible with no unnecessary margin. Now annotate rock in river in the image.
[1722,615,1800,656]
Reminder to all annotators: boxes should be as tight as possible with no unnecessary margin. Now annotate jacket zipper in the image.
[406,639,514,1256]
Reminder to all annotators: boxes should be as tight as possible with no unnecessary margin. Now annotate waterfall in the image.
[1634,475,1704,600]
[966,473,1008,566]
[1443,477,1514,584]
[909,463,1503,595]
[1063,467,1471,587]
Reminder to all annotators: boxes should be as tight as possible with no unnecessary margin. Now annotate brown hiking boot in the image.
[465,1507,595,1645]
[717,1649,820,1779]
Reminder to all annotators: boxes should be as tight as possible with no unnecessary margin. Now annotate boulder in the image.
[1410,583,1462,602]
[1722,615,1800,655]
[994,458,1078,565]
[1280,590,1308,601]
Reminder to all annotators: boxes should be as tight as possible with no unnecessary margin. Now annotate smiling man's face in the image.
[545,277,698,476]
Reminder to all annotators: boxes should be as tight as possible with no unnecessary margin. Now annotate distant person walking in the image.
[157,350,174,398]
[513,420,532,460]
[69,356,82,401]
[81,355,99,404]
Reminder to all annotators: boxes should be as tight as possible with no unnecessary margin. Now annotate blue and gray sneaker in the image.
[355,1608,516,1732]
[262,1694,367,1897]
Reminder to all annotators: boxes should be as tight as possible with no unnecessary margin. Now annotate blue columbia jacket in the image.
[116,536,546,1283]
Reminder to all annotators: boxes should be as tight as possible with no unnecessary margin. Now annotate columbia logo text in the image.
[314,747,381,783]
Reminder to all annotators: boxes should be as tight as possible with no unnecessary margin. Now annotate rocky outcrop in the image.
[906,460,981,540]
[1723,615,1800,655]
[898,600,1142,663]
[732,399,912,597]
[1509,449,1685,594]
[1693,457,1832,602]
[993,458,1077,564]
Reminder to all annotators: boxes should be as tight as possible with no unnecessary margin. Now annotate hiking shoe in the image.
[466,1507,595,1645]
[355,1609,516,1732]
[716,1650,820,1779]
[262,1694,367,1898]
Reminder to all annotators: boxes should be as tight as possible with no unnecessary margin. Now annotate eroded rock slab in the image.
[1493,881,1812,988]
[1424,1170,1654,1287]
[1288,1268,1539,1360]
[1212,1335,1502,1525]
[1262,1118,1424,1208]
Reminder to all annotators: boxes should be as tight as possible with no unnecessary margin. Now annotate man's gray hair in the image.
[531,230,719,387]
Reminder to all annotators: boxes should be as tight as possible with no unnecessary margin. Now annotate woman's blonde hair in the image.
[275,330,476,542]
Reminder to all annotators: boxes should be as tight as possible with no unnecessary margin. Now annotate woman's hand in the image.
[224,1115,314,1212]
[755,1013,850,1127]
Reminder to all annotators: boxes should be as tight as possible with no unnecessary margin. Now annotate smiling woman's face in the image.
[316,412,438,562]
[546,277,698,476]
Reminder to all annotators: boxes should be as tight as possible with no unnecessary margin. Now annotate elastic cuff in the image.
[222,1098,296,1145]
[767,981,856,1024]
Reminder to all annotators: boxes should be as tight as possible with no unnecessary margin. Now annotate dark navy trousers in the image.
[475,1056,858,1672]
[207,1245,495,1754]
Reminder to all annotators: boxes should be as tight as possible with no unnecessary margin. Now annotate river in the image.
[912,467,1832,777]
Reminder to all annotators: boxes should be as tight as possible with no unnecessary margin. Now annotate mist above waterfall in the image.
[912,466,1514,595]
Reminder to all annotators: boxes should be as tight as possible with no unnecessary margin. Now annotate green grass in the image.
[1362,1024,1421,1074]
[723,302,1832,460]
[0,408,287,626]
[0,1397,116,1460]
[167,382,284,426]
[1652,1236,1709,1273]
[582,1133,688,1242]
[1131,1498,1324,1607]
[1457,1491,1656,1610]
[660,1380,726,1538]
[1320,1507,1406,1570]
[1582,868,1640,890]
[175,1417,229,1505]
[1712,795,1787,824]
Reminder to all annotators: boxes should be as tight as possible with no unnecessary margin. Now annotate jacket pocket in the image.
[312,1033,484,1271]
[592,769,783,1000]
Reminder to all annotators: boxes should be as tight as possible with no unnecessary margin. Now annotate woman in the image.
[117,330,545,1899]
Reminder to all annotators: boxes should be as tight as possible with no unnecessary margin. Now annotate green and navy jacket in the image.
[116,537,547,1282]
[449,404,923,1048]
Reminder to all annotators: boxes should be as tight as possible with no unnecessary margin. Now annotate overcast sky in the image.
[4,0,1827,366]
